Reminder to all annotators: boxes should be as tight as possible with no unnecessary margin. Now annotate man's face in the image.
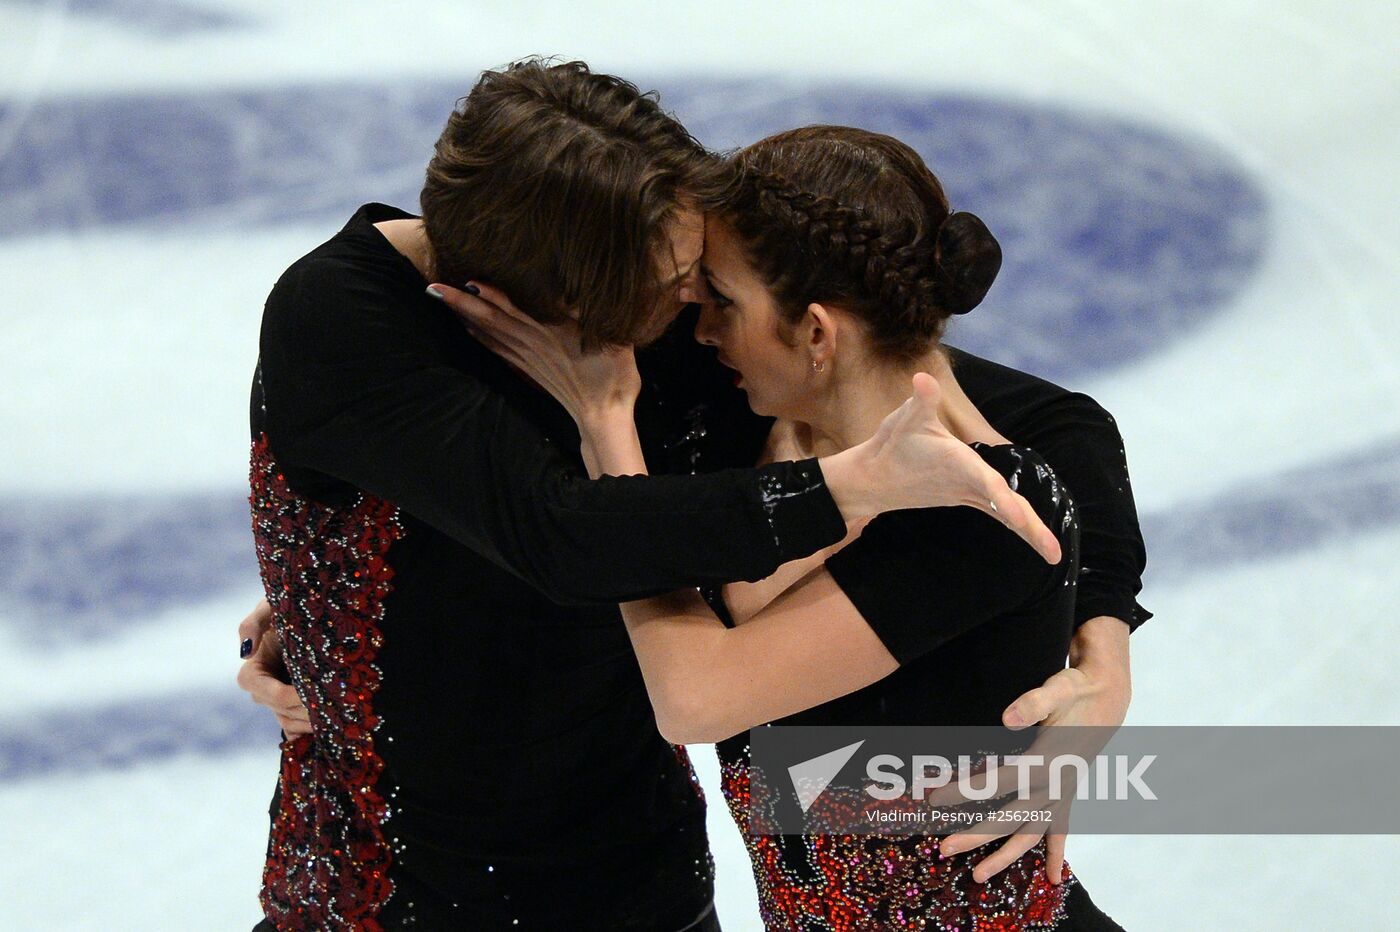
[636,206,706,345]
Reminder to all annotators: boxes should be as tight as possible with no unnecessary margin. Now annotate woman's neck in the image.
[803,348,1007,456]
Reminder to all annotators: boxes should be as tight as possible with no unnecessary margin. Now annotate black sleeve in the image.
[257,260,847,605]
[999,393,1152,631]
[825,445,1077,665]
[943,349,1151,632]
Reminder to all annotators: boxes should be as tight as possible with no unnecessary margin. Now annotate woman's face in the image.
[693,217,815,419]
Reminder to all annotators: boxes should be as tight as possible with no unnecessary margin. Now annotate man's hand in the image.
[822,373,1062,564]
[236,599,312,738]
[929,616,1131,883]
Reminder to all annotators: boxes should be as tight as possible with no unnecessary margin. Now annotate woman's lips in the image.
[717,355,742,386]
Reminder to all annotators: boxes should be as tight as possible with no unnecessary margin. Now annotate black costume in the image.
[709,444,1121,929]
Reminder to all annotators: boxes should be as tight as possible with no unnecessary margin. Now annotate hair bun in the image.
[932,211,1002,315]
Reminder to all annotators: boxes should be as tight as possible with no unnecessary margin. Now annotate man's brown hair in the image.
[421,58,723,348]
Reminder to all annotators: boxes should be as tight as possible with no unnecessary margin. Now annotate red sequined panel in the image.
[249,434,405,931]
[672,743,707,804]
[720,756,1070,931]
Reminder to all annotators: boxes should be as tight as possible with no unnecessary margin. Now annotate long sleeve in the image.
[256,257,846,606]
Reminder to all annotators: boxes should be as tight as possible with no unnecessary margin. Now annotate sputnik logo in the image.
[788,740,866,813]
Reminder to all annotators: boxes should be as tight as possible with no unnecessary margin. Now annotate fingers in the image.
[966,829,1045,884]
[905,369,1058,565]
[910,370,941,407]
[937,813,1026,857]
[1045,833,1067,885]
[981,464,1028,526]
[276,714,313,738]
[982,476,1061,565]
[907,372,952,440]
[266,681,309,720]
[238,598,272,656]
[429,284,510,334]
[1003,680,1065,730]
[460,281,538,329]
[244,669,311,727]
[459,313,515,360]
[429,281,541,342]
[236,646,311,726]
[235,599,313,736]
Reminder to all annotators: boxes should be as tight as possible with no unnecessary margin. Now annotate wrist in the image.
[817,445,878,521]
[1069,615,1132,692]
[576,401,636,436]
[576,406,646,479]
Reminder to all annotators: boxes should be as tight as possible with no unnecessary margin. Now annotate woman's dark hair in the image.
[421,58,726,348]
[714,125,1002,361]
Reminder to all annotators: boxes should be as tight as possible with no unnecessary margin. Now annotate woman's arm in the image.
[573,412,885,714]
[625,460,1068,745]
[622,570,898,744]
[567,394,905,742]
[576,404,1067,744]
[721,420,867,625]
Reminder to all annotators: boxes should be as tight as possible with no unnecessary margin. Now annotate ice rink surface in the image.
[1,1,1398,928]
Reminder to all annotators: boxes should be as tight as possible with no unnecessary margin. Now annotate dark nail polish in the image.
[240,638,253,658]
[463,283,480,296]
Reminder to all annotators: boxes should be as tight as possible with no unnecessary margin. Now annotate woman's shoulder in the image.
[973,444,1078,563]
[972,443,1073,520]
[857,443,1076,564]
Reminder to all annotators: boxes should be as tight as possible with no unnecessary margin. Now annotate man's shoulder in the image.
[948,346,1067,398]
[947,346,1114,428]
[267,203,418,304]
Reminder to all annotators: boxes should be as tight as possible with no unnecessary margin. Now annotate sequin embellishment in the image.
[720,751,1071,931]
[250,434,405,930]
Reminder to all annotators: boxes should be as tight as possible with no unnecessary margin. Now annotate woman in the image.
[454,126,1125,930]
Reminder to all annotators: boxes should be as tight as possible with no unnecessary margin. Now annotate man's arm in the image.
[920,386,1143,883]
[258,260,847,606]
[1009,392,1151,632]
[276,274,1055,608]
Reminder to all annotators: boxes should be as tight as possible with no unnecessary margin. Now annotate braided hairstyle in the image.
[713,125,1002,361]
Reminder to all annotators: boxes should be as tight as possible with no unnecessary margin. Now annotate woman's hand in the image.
[236,599,312,738]
[821,373,1062,564]
[428,282,642,429]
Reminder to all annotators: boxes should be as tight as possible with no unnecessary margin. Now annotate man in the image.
[239,58,1144,930]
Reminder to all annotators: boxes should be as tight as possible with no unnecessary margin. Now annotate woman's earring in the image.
[812,358,826,373]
